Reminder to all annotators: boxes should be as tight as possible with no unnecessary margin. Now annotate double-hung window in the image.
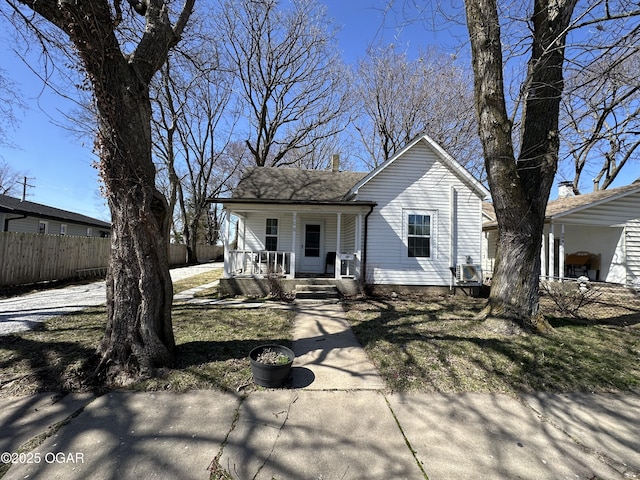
[265,218,278,251]
[407,213,431,258]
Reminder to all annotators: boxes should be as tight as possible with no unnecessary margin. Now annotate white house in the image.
[214,135,489,295]
[482,181,640,286]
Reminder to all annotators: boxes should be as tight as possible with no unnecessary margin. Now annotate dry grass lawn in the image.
[0,270,294,397]
[1,274,639,397]
[345,286,640,394]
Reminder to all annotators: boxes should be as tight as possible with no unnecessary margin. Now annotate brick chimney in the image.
[331,154,340,172]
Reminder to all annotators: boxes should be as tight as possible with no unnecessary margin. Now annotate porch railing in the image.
[228,250,292,278]
[337,252,357,278]
[226,249,358,279]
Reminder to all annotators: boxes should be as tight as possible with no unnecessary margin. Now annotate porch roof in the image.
[212,198,376,207]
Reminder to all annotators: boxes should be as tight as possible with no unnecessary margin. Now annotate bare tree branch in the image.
[218,0,350,168]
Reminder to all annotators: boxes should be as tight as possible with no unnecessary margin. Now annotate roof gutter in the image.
[208,197,376,207]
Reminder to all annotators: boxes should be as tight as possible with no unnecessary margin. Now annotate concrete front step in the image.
[294,284,340,300]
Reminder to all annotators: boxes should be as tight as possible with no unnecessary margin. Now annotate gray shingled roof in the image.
[483,182,640,228]
[0,194,111,228]
[232,167,369,202]
[545,182,640,217]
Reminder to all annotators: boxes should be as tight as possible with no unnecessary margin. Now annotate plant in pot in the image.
[249,344,295,388]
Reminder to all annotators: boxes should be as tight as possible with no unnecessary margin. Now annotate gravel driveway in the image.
[0,263,221,336]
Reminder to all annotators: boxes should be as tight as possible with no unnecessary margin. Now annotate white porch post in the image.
[540,229,547,279]
[290,211,297,279]
[335,212,342,278]
[559,224,565,280]
[223,209,231,278]
[549,223,555,281]
[356,213,362,280]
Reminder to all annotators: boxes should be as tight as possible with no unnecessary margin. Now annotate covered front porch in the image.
[225,249,357,279]
[220,202,374,281]
[540,221,625,283]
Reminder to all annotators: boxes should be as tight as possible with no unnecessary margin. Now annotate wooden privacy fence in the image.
[0,232,223,287]
[0,232,110,287]
[168,244,222,266]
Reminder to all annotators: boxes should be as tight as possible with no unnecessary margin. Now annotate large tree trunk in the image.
[76,7,180,385]
[96,81,176,385]
[465,0,576,331]
[14,0,195,385]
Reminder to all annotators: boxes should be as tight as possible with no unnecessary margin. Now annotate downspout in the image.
[362,204,375,287]
[449,186,457,291]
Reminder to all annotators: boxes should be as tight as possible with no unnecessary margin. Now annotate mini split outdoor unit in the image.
[456,264,482,283]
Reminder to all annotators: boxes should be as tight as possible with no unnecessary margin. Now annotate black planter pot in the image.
[249,344,295,388]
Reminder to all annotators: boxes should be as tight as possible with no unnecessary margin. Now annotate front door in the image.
[301,221,323,273]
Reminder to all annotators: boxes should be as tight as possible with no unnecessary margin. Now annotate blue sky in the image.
[0,1,637,222]
[1,0,437,222]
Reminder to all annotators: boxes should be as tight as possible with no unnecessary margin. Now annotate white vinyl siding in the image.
[356,141,484,286]
[340,214,357,253]
[243,214,294,253]
[482,230,498,279]
[626,219,640,284]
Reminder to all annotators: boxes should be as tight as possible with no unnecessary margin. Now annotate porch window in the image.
[407,213,431,258]
[265,218,278,251]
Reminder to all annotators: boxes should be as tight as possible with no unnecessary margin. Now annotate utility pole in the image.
[21,176,35,202]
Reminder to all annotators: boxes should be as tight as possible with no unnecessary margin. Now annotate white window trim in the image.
[265,217,279,251]
[38,220,49,235]
[402,209,437,262]
[60,224,67,235]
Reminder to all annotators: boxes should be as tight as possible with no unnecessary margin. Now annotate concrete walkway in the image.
[0,263,222,335]
[1,288,639,478]
[291,300,386,390]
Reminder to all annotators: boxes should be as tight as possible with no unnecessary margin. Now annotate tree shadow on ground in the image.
[175,338,291,367]
[344,294,640,393]
[0,333,99,396]
[1,302,294,395]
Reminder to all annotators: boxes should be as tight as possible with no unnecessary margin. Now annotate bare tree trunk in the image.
[465,0,576,331]
[11,0,194,384]
[102,188,175,384]
[96,82,176,384]
[187,218,199,264]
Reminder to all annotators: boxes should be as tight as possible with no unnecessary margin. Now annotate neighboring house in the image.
[214,135,489,295]
[0,194,111,237]
[482,181,640,285]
